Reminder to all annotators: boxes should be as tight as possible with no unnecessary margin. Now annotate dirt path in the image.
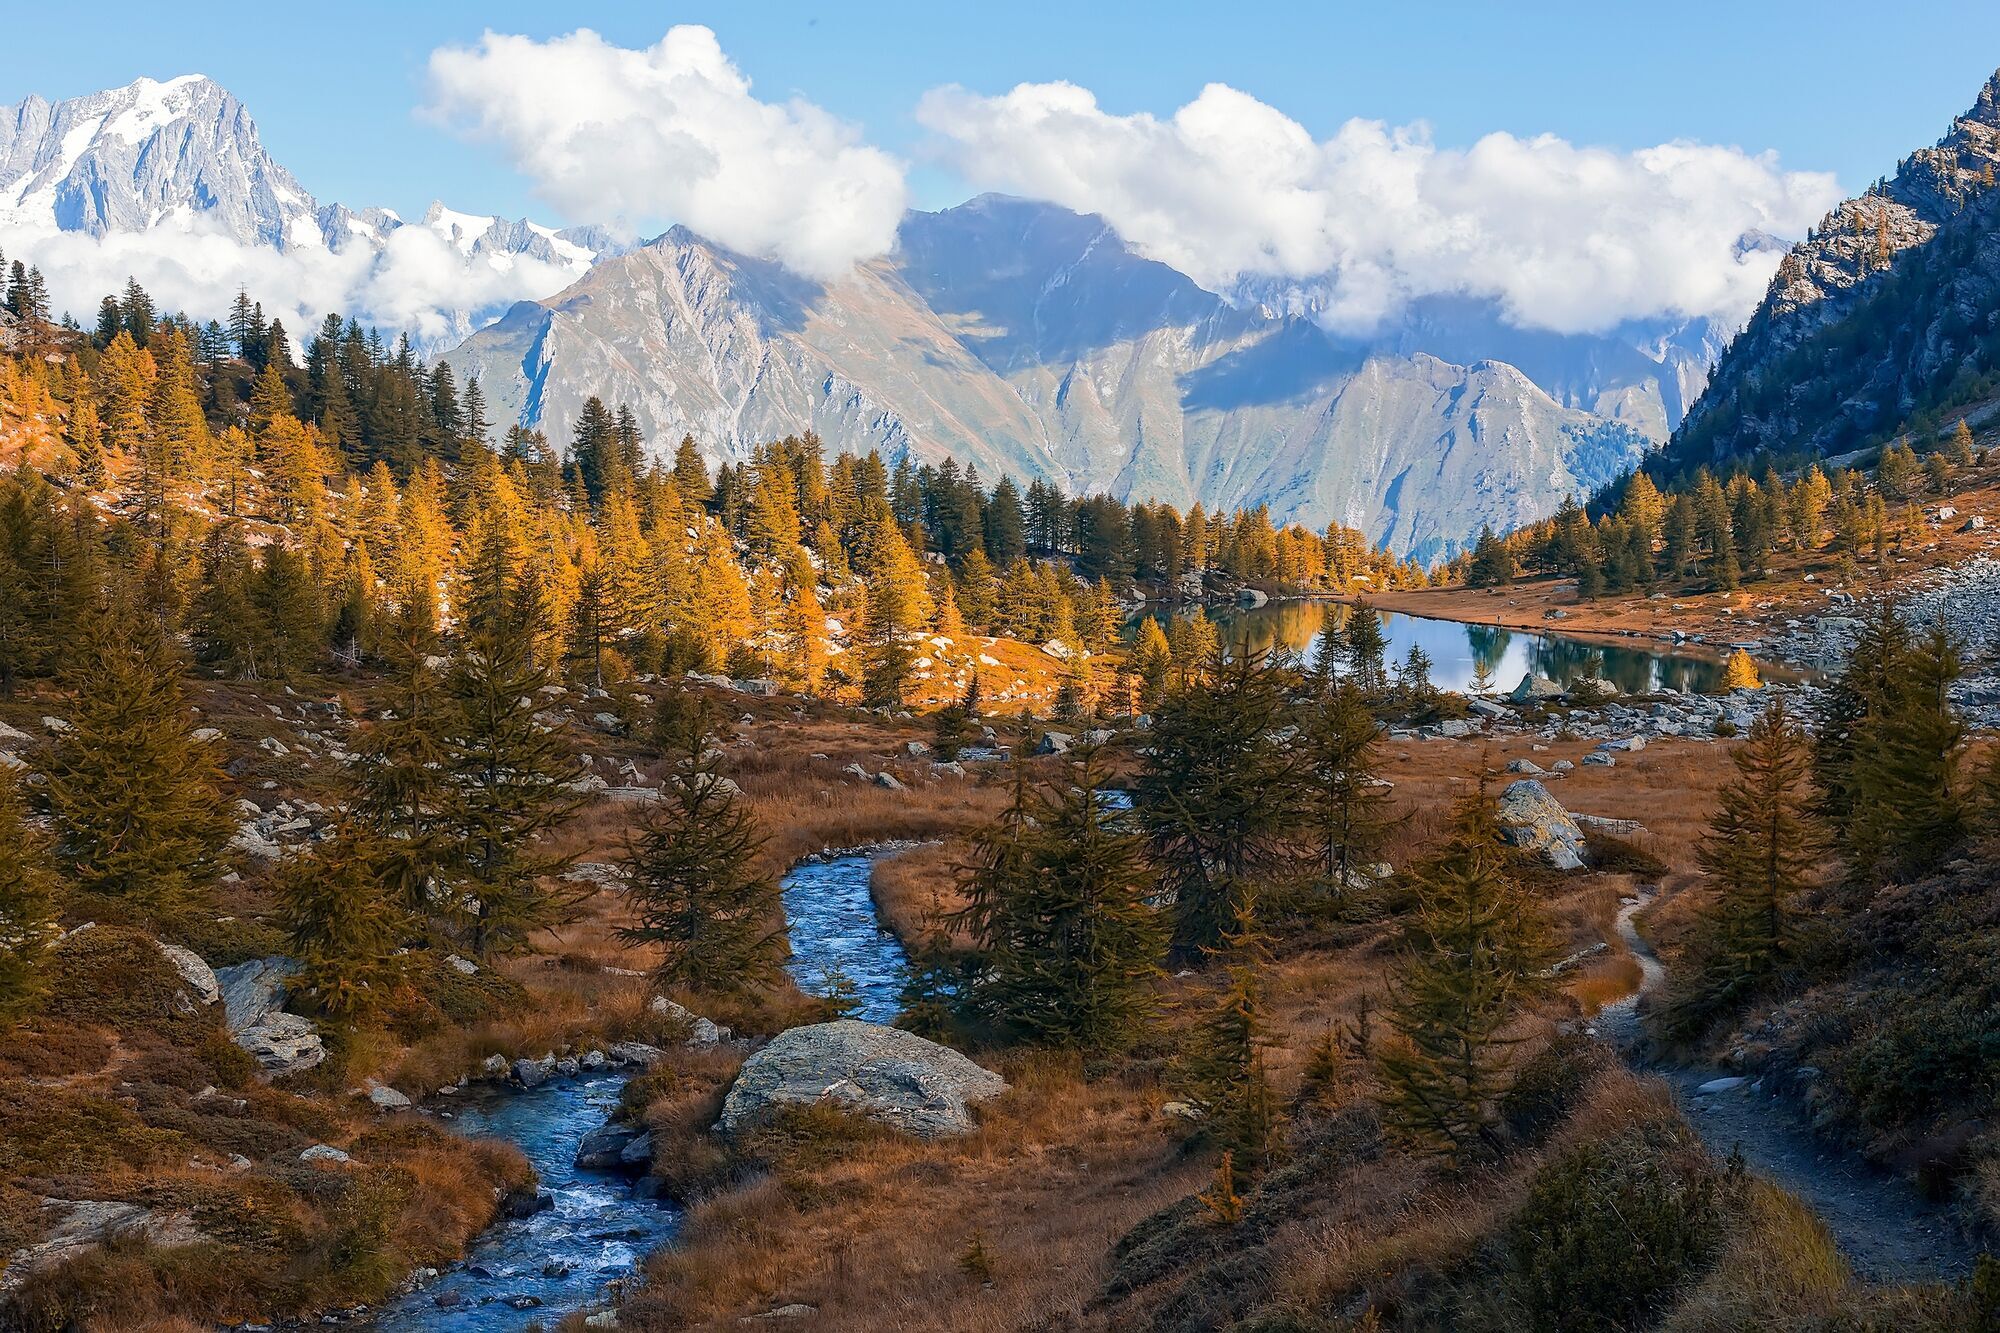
[1592,895,1981,1284]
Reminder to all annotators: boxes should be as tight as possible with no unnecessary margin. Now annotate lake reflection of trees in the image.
[1135,601,1724,694]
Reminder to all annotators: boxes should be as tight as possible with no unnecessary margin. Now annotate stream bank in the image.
[364,845,919,1328]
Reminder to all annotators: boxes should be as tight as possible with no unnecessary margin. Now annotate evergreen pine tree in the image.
[619,692,783,995]
[1375,784,1555,1164]
[955,745,1163,1050]
[277,821,407,1019]
[1136,647,1299,961]
[1659,699,1817,1043]
[350,608,454,923]
[436,604,586,956]
[42,596,232,911]
[1299,681,1398,906]
[1176,904,1281,1165]
[1813,601,1912,838]
[1847,624,1966,884]
[931,672,981,760]
[1344,602,1389,694]
[1129,615,1174,710]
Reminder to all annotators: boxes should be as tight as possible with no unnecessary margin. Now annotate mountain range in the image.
[443,195,1724,560]
[0,72,1861,559]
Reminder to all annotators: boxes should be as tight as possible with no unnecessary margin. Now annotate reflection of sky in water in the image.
[1139,602,1724,695]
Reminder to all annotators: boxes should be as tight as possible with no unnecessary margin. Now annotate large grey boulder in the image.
[1509,674,1566,703]
[1496,779,1587,871]
[574,1121,645,1171]
[720,1020,1007,1139]
[216,957,299,1032]
[238,1013,325,1077]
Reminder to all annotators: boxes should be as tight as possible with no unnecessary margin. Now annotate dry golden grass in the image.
[1656,1180,1851,1332]
[870,841,976,949]
[380,971,649,1092]
[624,1050,1205,1331]
[1568,954,1645,1013]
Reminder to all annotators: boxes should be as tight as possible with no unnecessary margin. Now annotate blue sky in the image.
[5,1,2000,223]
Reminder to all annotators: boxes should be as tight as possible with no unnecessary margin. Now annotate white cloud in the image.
[0,217,584,356]
[425,26,908,281]
[917,81,1843,334]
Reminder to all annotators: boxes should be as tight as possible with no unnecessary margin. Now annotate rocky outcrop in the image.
[154,942,220,1008]
[1671,68,2000,466]
[214,957,324,1077]
[720,1020,1007,1139]
[2,1200,206,1291]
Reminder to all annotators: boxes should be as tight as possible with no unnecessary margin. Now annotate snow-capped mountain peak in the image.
[0,75,621,352]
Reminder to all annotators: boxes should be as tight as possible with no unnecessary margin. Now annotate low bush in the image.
[1501,1113,1735,1330]
[1498,1034,1611,1148]
[39,925,220,1038]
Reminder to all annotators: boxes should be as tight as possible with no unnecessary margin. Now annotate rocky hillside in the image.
[448,195,1669,561]
[1667,69,2000,468]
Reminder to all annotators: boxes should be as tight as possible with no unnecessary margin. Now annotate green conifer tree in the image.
[0,770,59,1024]
[1375,784,1555,1164]
[1344,602,1390,695]
[1659,699,1818,1043]
[1847,624,1966,883]
[1813,601,1912,837]
[42,596,232,911]
[437,602,586,956]
[955,745,1163,1050]
[1136,647,1299,962]
[619,692,783,995]
[350,607,453,924]
[1176,903,1281,1165]
[277,821,407,1019]
[1299,681,1398,906]
[931,672,981,760]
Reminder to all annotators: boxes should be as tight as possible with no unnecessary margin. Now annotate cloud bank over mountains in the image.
[0,26,1843,345]
[421,25,1842,334]
[916,81,1841,335]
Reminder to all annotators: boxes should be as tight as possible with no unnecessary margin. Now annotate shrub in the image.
[0,1020,113,1078]
[1585,833,1668,878]
[39,925,218,1038]
[1499,1034,1611,1147]
[1503,1114,1733,1330]
[0,1083,185,1178]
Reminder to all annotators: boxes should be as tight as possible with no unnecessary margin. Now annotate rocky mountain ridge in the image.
[447,195,1677,560]
[1670,68,2000,465]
